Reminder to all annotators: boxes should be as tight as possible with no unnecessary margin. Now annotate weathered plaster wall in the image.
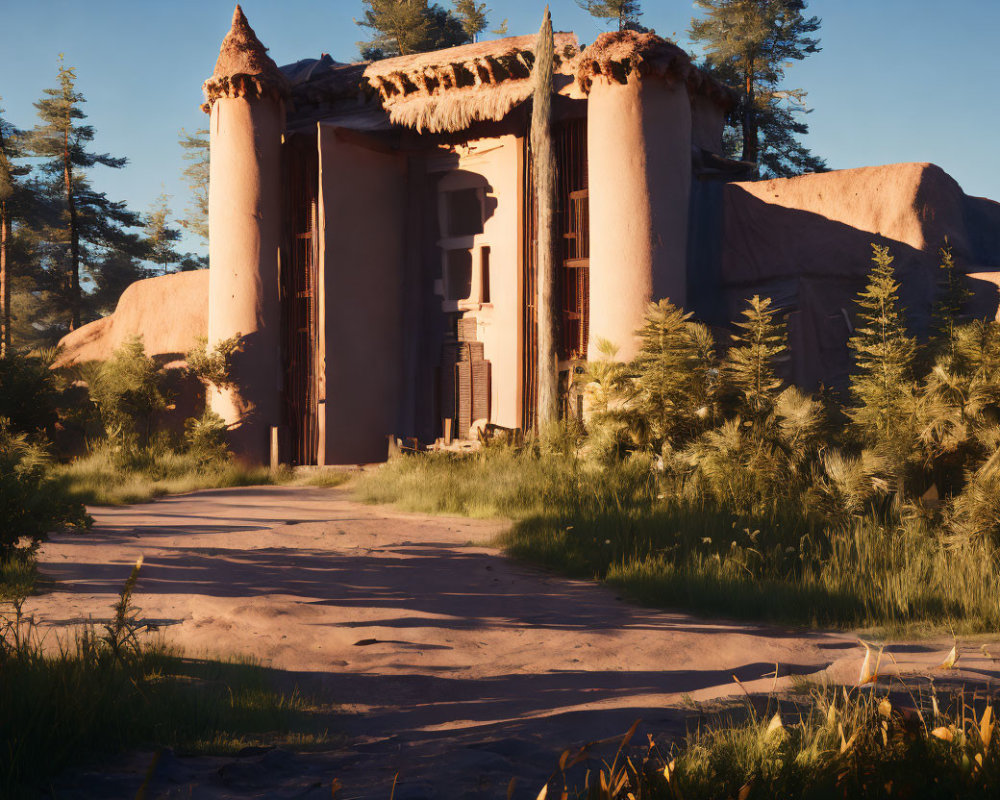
[586,73,692,360]
[318,126,406,463]
[429,135,521,431]
[208,96,283,463]
[54,270,208,367]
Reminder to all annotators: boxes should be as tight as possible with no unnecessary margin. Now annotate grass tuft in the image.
[358,447,1000,634]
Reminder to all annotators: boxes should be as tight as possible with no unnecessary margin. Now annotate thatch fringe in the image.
[203,5,289,110]
[383,79,534,134]
[576,30,735,109]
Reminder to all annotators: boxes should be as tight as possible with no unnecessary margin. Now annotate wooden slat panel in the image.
[281,135,320,466]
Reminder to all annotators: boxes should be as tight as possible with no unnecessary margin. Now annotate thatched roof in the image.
[576,31,734,109]
[277,29,732,133]
[362,33,580,134]
[202,5,289,111]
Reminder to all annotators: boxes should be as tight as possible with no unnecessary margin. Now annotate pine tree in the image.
[930,241,971,362]
[532,6,559,429]
[577,0,643,31]
[144,193,182,275]
[0,101,30,357]
[178,128,209,245]
[631,299,717,452]
[689,0,825,177]
[848,244,917,495]
[453,1,486,40]
[726,294,786,417]
[357,0,469,59]
[29,57,138,330]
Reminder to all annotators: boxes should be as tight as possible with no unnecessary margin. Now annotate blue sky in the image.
[1,1,998,256]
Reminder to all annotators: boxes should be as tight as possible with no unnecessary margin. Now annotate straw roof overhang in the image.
[281,33,580,134]
[576,31,736,110]
[363,32,580,134]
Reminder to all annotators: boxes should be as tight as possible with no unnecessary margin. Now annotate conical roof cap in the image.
[202,5,288,110]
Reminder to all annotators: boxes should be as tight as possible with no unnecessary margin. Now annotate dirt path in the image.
[29,486,999,799]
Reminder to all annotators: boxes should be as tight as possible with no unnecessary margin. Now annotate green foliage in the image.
[0,418,90,557]
[144,191,182,274]
[848,245,917,471]
[0,349,60,434]
[356,0,470,59]
[540,687,1000,799]
[632,300,719,452]
[54,444,275,506]
[88,336,164,459]
[186,333,242,389]
[930,242,972,361]
[726,294,786,417]
[689,0,825,176]
[363,240,1000,634]
[184,409,229,463]
[177,127,209,245]
[577,0,643,31]
[29,56,140,330]
[584,302,719,463]
[0,569,334,797]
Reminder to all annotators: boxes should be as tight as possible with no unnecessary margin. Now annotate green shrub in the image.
[184,408,229,462]
[0,418,90,557]
[186,334,242,389]
[0,562,333,797]
[88,336,164,460]
[0,350,60,435]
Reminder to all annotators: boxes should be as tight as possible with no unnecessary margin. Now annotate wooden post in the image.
[531,6,558,428]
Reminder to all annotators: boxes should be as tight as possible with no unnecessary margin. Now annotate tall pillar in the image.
[202,6,288,463]
[585,49,692,361]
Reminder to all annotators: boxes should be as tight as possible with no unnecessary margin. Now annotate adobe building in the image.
[57,6,1000,465]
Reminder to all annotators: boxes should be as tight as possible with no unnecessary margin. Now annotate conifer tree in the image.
[631,299,717,452]
[930,242,971,362]
[453,1,487,40]
[144,193,182,275]
[178,128,209,245]
[30,57,138,330]
[0,101,30,357]
[357,0,469,59]
[689,0,824,177]
[577,0,643,31]
[726,294,786,417]
[532,6,558,428]
[848,244,917,494]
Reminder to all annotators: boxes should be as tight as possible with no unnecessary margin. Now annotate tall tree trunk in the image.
[63,128,80,330]
[0,200,9,357]
[742,65,758,168]
[531,6,558,429]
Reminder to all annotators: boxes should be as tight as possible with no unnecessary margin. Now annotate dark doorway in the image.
[281,135,319,466]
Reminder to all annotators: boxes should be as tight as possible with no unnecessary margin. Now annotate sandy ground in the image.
[27,485,1000,799]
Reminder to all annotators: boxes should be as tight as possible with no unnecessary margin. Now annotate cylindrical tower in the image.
[582,33,693,361]
[202,6,288,463]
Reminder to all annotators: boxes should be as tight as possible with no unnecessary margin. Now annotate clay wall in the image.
[318,125,407,463]
[423,134,522,432]
[586,72,692,360]
[207,96,283,463]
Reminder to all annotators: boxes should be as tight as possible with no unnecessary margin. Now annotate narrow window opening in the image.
[446,249,473,302]
[480,246,491,304]
[444,188,483,237]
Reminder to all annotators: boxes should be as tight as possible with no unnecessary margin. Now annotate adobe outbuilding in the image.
[58,6,1000,466]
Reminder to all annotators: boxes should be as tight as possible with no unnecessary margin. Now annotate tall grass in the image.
[52,445,279,505]
[539,686,1000,799]
[357,447,1000,633]
[0,559,336,797]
